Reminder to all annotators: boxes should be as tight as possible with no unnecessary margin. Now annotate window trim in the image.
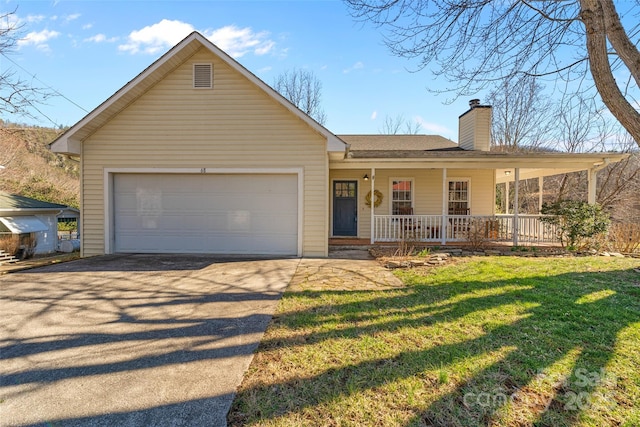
[447,178,471,215]
[389,177,414,215]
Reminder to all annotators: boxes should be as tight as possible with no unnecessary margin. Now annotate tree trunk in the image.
[580,0,640,147]
[599,0,640,89]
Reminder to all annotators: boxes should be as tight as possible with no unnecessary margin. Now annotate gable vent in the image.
[193,63,213,89]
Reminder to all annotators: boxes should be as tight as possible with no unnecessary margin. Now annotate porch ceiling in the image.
[331,152,630,181]
[495,167,594,183]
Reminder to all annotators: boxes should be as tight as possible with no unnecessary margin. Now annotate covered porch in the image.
[329,151,629,247]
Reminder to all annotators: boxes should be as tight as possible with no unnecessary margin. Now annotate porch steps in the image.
[0,250,19,265]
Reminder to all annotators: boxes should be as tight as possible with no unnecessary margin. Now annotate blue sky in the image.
[3,0,477,139]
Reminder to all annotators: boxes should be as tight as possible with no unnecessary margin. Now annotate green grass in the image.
[228,257,640,426]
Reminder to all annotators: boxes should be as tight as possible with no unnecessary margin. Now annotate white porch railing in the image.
[373,214,559,245]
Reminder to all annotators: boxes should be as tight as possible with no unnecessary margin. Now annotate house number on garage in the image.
[201,168,206,173]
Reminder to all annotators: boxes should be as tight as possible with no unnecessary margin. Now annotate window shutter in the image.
[193,64,212,89]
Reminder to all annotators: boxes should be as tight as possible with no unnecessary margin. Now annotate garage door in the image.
[113,173,298,255]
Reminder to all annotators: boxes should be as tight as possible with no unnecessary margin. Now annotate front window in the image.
[391,179,413,214]
[448,180,469,215]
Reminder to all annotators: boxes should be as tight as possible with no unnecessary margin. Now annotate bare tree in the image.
[0,126,21,170]
[595,132,640,221]
[549,93,611,200]
[273,68,327,125]
[0,9,50,119]
[379,114,422,134]
[345,0,640,147]
[487,76,554,151]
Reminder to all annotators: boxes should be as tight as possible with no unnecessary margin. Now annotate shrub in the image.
[540,200,610,250]
[608,222,640,253]
[0,235,20,256]
[20,233,37,259]
[465,218,489,250]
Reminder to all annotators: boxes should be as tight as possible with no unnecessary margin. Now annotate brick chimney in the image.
[458,99,492,151]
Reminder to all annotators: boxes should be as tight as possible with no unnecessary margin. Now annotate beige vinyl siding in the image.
[82,47,328,257]
[330,168,496,239]
[458,107,491,151]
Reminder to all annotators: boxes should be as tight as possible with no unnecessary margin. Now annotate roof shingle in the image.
[0,192,68,210]
[338,134,458,152]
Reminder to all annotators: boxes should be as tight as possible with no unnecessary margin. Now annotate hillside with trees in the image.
[0,123,79,208]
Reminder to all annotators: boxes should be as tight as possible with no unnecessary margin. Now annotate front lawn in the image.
[228,257,640,426]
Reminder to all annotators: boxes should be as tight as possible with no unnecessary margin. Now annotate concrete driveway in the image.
[0,254,300,427]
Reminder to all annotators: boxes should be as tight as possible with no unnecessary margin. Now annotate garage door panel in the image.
[113,174,298,255]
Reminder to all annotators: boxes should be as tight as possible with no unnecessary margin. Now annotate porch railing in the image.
[373,214,559,245]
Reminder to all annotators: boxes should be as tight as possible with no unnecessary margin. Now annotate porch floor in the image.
[329,237,563,249]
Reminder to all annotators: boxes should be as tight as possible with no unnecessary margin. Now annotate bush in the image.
[465,218,490,250]
[58,220,77,232]
[0,235,20,256]
[608,222,640,253]
[540,200,610,250]
[19,233,37,259]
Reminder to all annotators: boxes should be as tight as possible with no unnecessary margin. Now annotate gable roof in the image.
[50,32,346,155]
[0,192,69,211]
[338,134,459,152]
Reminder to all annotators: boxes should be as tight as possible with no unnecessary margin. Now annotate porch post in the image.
[441,168,447,245]
[588,168,597,205]
[513,168,520,245]
[505,181,510,214]
[538,176,544,213]
[370,167,375,244]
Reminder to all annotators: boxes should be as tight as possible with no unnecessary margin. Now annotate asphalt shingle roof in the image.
[0,192,68,210]
[337,134,459,152]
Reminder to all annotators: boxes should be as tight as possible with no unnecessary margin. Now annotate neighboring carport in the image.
[0,254,299,426]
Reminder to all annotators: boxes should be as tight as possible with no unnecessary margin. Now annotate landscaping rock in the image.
[432,252,450,259]
[372,243,635,270]
[384,260,402,269]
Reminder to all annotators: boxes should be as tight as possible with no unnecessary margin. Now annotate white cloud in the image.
[82,23,93,30]
[84,33,118,43]
[118,19,194,54]
[343,61,364,74]
[25,14,46,23]
[64,13,81,23]
[17,29,61,51]
[203,25,275,58]
[414,116,451,135]
[118,20,276,58]
[370,110,378,120]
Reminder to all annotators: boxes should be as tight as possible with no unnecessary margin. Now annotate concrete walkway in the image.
[0,254,299,427]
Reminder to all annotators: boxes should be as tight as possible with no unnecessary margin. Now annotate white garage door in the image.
[113,173,298,255]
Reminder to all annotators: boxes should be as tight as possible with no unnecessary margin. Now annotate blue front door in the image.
[333,181,357,236]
